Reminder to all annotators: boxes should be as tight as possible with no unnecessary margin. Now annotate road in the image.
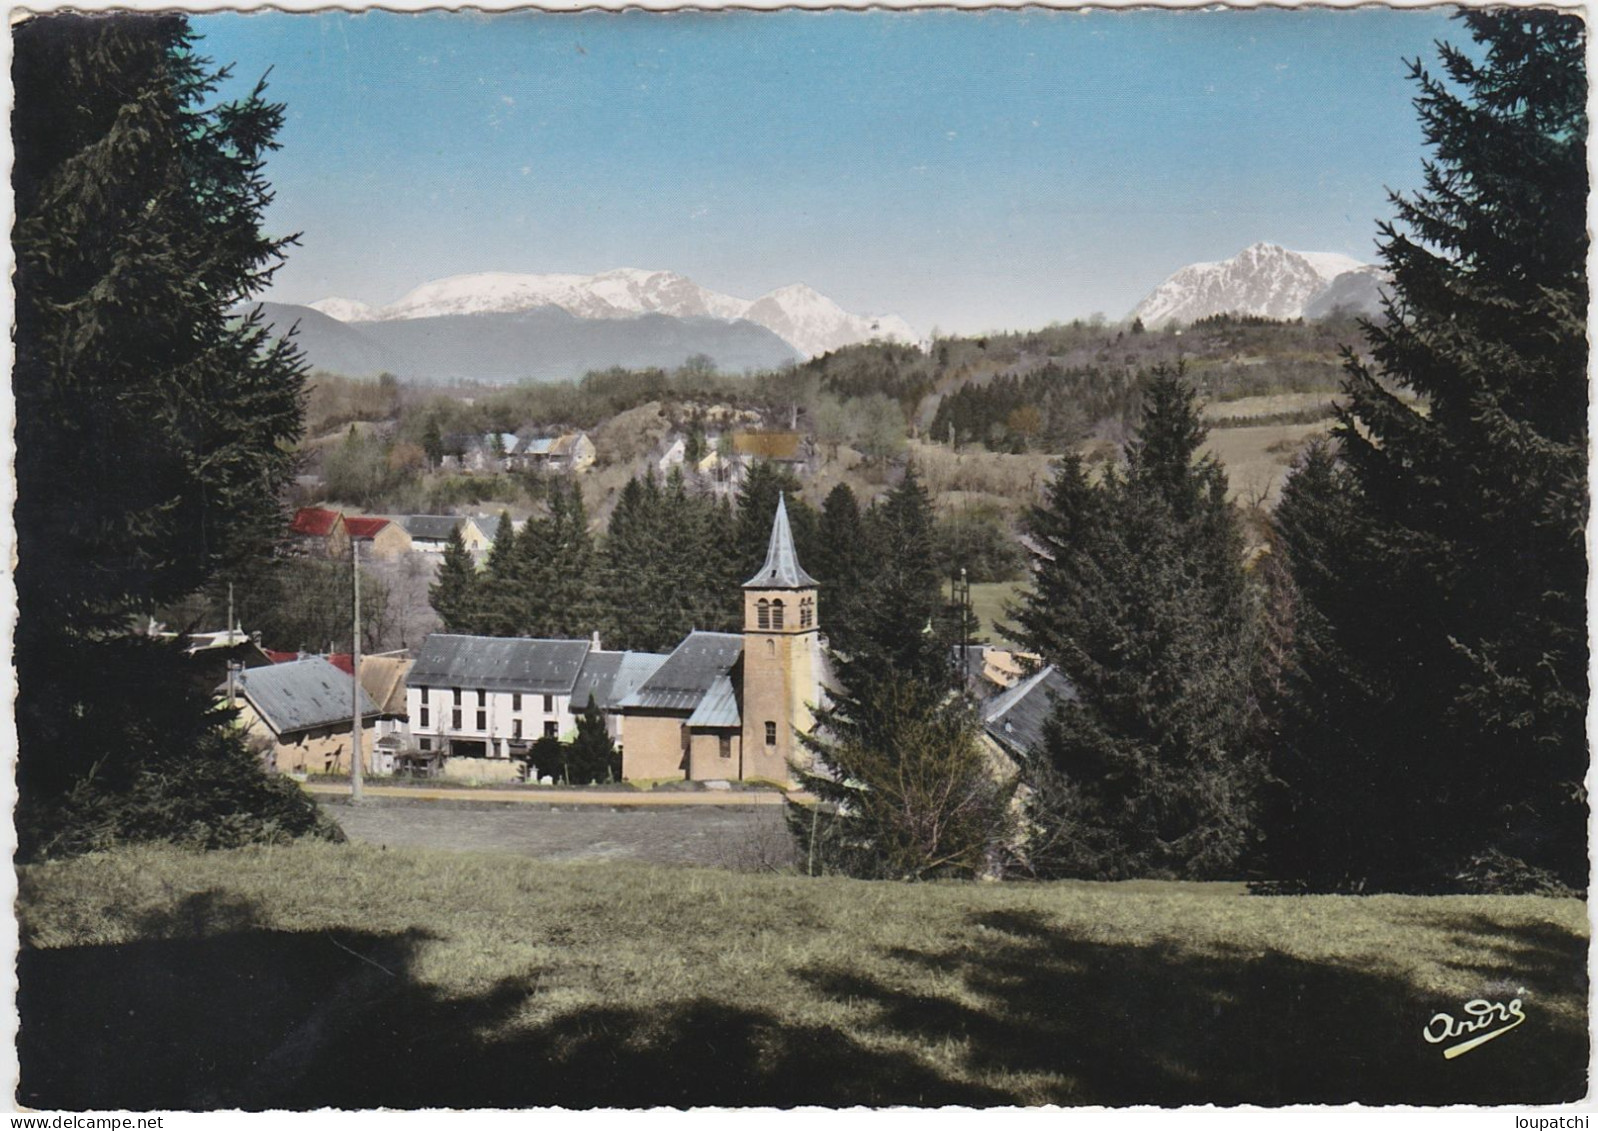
[312,785,799,870]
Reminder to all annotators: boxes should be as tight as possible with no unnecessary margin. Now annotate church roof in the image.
[620,631,743,714]
[570,649,670,711]
[743,493,816,589]
[686,673,741,729]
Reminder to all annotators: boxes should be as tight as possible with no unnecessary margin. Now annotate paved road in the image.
[319,792,798,870]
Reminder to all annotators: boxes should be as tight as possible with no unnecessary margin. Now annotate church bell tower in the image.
[740,494,822,784]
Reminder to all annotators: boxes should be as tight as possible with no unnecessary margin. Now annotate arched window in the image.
[771,599,785,629]
[800,598,813,628]
[766,639,775,657]
[757,598,770,629]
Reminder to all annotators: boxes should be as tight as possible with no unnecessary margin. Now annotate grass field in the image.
[17,841,1587,1109]
[967,580,1025,646]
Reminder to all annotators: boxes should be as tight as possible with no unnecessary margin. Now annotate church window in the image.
[765,721,777,746]
[766,639,775,657]
[800,598,813,628]
[771,599,785,629]
[757,599,770,629]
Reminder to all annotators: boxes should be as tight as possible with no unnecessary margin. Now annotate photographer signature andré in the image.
[1422,993,1526,1059]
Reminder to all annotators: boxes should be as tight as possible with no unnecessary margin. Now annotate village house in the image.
[396,514,497,554]
[522,432,597,473]
[224,656,381,775]
[344,514,413,558]
[980,664,1076,763]
[288,506,350,558]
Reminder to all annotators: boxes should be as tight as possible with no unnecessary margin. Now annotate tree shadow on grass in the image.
[798,907,1588,1106]
[17,890,1002,1110]
[19,892,1586,1109]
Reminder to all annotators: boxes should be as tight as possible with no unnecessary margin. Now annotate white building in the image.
[404,635,666,762]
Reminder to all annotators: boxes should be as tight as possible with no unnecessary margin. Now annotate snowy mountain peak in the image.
[308,269,915,359]
[1132,244,1377,326]
[307,297,379,323]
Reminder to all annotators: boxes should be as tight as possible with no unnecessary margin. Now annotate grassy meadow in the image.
[16,841,1587,1109]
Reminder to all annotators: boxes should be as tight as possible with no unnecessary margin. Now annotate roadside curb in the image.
[302,782,813,807]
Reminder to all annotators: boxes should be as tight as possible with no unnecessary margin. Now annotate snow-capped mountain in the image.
[1131,243,1379,326]
[310,268,915,359]
[307,296,379,322]
[741,283,918,359]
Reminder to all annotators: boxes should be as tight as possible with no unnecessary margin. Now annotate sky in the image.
[196,7,1461,336]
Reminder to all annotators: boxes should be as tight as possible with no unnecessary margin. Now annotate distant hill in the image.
[246,302,802,384]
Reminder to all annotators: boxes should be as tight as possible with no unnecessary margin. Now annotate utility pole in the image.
[351,537,364,801]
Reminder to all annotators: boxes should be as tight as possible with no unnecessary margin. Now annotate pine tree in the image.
[811,484,873,656]
[429,527,482,634]
[790,676,1012,880]
[844,464,946,690]
[13,14,334,855]
[1275,12,1588,891]
[567,700,618,785]
[1014,367,1261,880]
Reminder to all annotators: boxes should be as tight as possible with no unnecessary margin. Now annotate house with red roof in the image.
[288,507,349,558]
[342,515,413,559]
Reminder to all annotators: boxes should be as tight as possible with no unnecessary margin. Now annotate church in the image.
[402,495,828,786]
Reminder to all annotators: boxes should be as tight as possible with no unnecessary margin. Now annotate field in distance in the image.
[17,841,1587,1109]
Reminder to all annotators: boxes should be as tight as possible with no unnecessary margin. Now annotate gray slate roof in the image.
[569,649,670,711]
[982,664,1077,757]
[399,515,466,542]
[686,673,741,729]
[744,493,817,589]
[620,631,743,713]
[228,657,378,737]
[408,635,592,694]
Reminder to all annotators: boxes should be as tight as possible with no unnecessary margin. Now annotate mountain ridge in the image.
[307,267,916,360]
[1132,243,1388,326]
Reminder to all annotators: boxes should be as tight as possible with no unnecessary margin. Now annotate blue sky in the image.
[196,7,1460,335]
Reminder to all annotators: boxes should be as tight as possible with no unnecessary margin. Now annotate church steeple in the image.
[743,492,816,589]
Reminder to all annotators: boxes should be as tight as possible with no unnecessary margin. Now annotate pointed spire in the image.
[743,493,816,589]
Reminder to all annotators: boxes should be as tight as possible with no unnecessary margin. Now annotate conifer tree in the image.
[1014,367,1261,880]
[13,14,334,855]
[429,527,482,634]
[567,700,619,785]
[812,484,873,656]
[790,676,1012,880]
[844,464,946,689]
[1274,12,1588,891]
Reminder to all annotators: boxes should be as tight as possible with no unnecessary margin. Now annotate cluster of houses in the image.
[653,430,815,496]
[442,431,597,475]
[226,496,1066,786]
[288,508,509,560]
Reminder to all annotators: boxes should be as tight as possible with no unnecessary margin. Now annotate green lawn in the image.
[967,580,1026,646]
[17,841,1588,1109]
